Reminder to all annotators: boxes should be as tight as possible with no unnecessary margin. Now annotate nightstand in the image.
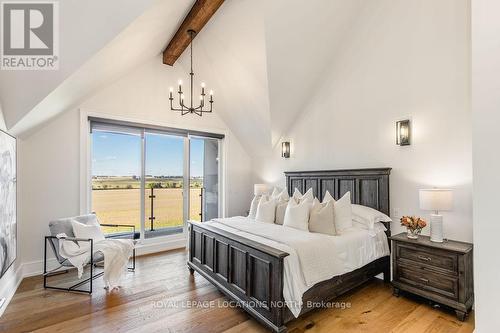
[390,233,473,321]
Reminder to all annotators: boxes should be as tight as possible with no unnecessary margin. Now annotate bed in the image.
[187,168,392,332]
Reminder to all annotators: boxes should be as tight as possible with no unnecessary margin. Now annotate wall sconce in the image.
[396,120,411,146]
[281,141,290,158]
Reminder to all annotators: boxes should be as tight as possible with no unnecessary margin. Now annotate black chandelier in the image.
[169,29,213,116]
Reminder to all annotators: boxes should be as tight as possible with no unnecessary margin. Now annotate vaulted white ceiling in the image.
[263,0,366,146]
[1,0,367,155]
[3,0,193,136]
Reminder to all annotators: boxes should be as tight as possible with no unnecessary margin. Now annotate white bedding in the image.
[208,216,390,317]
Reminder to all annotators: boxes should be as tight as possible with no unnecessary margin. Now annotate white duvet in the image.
[208,216,390,317]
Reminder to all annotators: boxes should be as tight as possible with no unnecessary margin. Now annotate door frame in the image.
[188,135,223,222]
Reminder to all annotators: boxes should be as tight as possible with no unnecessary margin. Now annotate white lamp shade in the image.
[419,189,453,211]
[254,184,268,196]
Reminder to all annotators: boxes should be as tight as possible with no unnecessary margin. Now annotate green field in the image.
[92,176,202,190]
[92,176,202,234]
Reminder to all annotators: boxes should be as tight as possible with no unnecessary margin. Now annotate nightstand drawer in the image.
[396,264,458,300]
[397,243,458,275]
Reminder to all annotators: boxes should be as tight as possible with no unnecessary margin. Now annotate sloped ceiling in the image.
[187,0,272,156]
[1,0,171,134]
[263,0,366,146]
[6,0,193,136]
[2,0,365,156]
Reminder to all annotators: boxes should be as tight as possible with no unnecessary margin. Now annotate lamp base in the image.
[430,214,444,243]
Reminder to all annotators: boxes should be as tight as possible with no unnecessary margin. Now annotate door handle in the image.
[417,255,432,262]
[199,187,204,222]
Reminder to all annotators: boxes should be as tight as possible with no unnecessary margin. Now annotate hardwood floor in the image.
[0,249,474,333]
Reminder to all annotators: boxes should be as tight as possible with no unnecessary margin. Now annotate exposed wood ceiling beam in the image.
[163,0,225,66]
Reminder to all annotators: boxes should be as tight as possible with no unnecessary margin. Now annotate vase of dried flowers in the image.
[400,216,427,239]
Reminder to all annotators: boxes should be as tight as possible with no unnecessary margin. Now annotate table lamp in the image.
[254,184,268,196]
[419,189,453,242]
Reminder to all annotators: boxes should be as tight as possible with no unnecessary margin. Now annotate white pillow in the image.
[333,192,353,233]
[271,187,281,198]
[352,204,392,230]
[292,188,314,203]
[71,220,105,250]
[248,195,260,219]
[275,200,288,225]
[277,189,290,201]
[353,220,388,232]
[323,190,335,203]
[309,198,336,235]
[255,196,277,223]
[283,199,311,231]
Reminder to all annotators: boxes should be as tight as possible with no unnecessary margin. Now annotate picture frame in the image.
[0,129,16,279]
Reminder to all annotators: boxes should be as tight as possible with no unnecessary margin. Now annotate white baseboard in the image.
[0,239,186,317]
[0,264,23,317]
[22,258,58,277]
[135,237,187,256]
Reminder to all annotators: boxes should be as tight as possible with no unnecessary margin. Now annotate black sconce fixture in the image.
[282,141,290,158]
[396,120,411,146]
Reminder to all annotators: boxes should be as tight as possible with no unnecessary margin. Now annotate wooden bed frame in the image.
[187,168,392,332]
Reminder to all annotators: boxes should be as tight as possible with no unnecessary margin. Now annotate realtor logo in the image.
[1,1,59,70]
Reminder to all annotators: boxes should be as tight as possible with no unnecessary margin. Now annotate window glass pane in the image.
[203,138,219,221]
[144,133,184,238]
[91,131,141,236]
[190,137,219,222]
[190,139,203,222]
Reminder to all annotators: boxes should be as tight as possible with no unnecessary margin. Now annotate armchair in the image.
[44,214,136,294]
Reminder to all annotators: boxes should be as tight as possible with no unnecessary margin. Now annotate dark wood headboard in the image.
[285,168,391,216]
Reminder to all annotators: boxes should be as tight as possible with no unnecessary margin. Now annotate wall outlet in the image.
[392,208,400,218]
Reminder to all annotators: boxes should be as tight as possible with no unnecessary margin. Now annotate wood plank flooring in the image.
[0,249,474,333]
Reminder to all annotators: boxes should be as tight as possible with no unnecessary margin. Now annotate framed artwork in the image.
[0,129,16,278]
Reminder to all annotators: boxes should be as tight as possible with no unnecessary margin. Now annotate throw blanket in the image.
[56,234,134,289]
[209,217,389,317]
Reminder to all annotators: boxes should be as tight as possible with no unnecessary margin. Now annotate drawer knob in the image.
[418,255,432,261]
[418,277,430,283]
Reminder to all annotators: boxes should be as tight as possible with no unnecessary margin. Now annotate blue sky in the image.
[92,131,204,177]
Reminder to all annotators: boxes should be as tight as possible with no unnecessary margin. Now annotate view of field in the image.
[92,176,202,235]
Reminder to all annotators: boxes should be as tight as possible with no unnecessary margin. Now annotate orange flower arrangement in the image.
[400,216,427,238]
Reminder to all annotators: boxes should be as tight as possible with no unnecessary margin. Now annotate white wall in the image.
[254,0,472,241]
[17,56,253,265]
[471,0,500,331]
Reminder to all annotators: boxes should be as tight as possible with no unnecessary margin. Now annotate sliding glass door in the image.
[90,120,222,240]
[190,137,220,222]
[144,133,184,238]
